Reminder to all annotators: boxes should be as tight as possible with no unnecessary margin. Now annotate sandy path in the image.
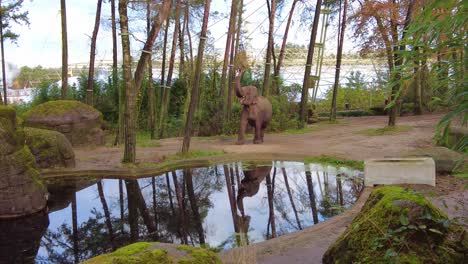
[74,113,442,170]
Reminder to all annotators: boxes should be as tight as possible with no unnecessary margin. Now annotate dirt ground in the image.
[69,113,466,263]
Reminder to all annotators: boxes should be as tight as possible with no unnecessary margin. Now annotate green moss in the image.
[322,186,468,264]
[304,155,364,170]
[176,245,221,264]
[24,100,99,119]
[0,105,16,122]
[83,242,173,264]
[83,243,221,264]
[357,125,413,136]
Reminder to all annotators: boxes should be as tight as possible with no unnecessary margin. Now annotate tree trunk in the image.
[185,5,194,67]
[413,47,422,115]
[220,0,238,119]
[158,18,170,138]
[299,0,323,123]
[273,0,298,94]
[165,173,176,216]
[178,9,186,78]
[224,165,239,232]
[112,0,123,146]
[181,0,211,153]
[388,0,415,127]
[330,0,348,121]
[60,0,68,99]
[86,0,103,106]
[159,0,182,139]
[133,180,157,239]
[185,169,205,244]
[305,170,319,224]
[72,193,79,263]
[147,1,156,139]
[172,171,188,244]
[119,0,172,163]
[263,0,276,97]
[282,168,302,230]
[97,181,116,250]
[266,172,276,238]
[336,174,344,206]
[151,176,158,229]
[119,179,125,234]
[125,180,139,242]
[0,23,7,105]
[226,0,240,120]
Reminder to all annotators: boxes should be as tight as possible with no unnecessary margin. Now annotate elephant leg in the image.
[260,128,265,143]
[237,110,248,145]
[253,119,262,144]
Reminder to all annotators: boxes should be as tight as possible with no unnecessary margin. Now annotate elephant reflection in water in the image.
[236,165,272,233]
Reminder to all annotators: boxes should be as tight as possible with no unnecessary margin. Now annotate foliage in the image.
[13,66,60,89]
[316,71,388,113]
[0,0,29,44]
[304,155,364,171]
[357,125,412,136]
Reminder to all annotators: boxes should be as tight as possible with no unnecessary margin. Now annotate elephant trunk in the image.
[235,70,244,98]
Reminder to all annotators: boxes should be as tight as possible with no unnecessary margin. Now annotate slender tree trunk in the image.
[165,173,176,216]
[219,0,238,119]
[158,19,170,138]
[133,181,157,239]
[185,5,194,67]
[229,0,243,114]
[273,0,298,94]
[226,0,239,120]
[305,170,319,224]
[125,180,139,242]
[119,0,172,163]
[185,169,205,244]
[299,0,323,123]
[181,0,211,153]
[266,172,276,238]
[282,168,302,230]
[172,171,188,244]
[388,0,415,127]
[147,1,156,139]
[178,12,186,77]
[119,179,125,234]
[159,0,182,139]
[111,0,123,146]
[60,0,68,99]
[330,0,348,121]
[413,47,422,115]
[97,181,116,250]
[224,165,239,232]
[151,176,158,229]
[86,0,103,106]
[336,174,344,206]
[72,193,79,264]
[0,25,7,105]
[263,0,276,97]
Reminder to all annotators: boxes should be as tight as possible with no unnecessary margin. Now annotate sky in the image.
[5,0,356,70]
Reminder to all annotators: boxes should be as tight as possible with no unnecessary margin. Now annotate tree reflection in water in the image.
[35,161,363,263]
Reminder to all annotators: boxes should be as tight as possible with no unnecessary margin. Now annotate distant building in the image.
[6,87,34,104]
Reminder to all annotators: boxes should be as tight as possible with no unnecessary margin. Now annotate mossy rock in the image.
[83,242,221,264]
[24,127,75,168]
[24,100,104,146]
[404,146,467,173]
[322,186,468,264]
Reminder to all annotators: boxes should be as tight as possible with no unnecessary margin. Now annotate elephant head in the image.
[235,69,259,106]
[236,166,272,216]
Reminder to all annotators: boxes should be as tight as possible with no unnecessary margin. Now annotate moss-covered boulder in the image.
[24,100,104,146]
[404,146,467,173]
[0,106,46,217]
[322,186,468,264]
[83,242,221,264]
[24,127,75,168]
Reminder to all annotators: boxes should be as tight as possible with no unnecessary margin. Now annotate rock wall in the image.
[0,106,47,217]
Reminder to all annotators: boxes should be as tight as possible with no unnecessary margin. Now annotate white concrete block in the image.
[364,158,436,187]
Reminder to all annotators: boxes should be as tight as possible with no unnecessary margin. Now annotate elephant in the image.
[234,70,272,145]
[236,165,272,217]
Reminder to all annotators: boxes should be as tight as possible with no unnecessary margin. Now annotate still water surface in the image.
[0,161,364,263]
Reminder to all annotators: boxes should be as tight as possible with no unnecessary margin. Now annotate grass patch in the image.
[453,173,468,179]
[304,155,364,170]
[357,125,412,136]
[164,150,225,162]
[282,121,342,135]
[136,132,162,148]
